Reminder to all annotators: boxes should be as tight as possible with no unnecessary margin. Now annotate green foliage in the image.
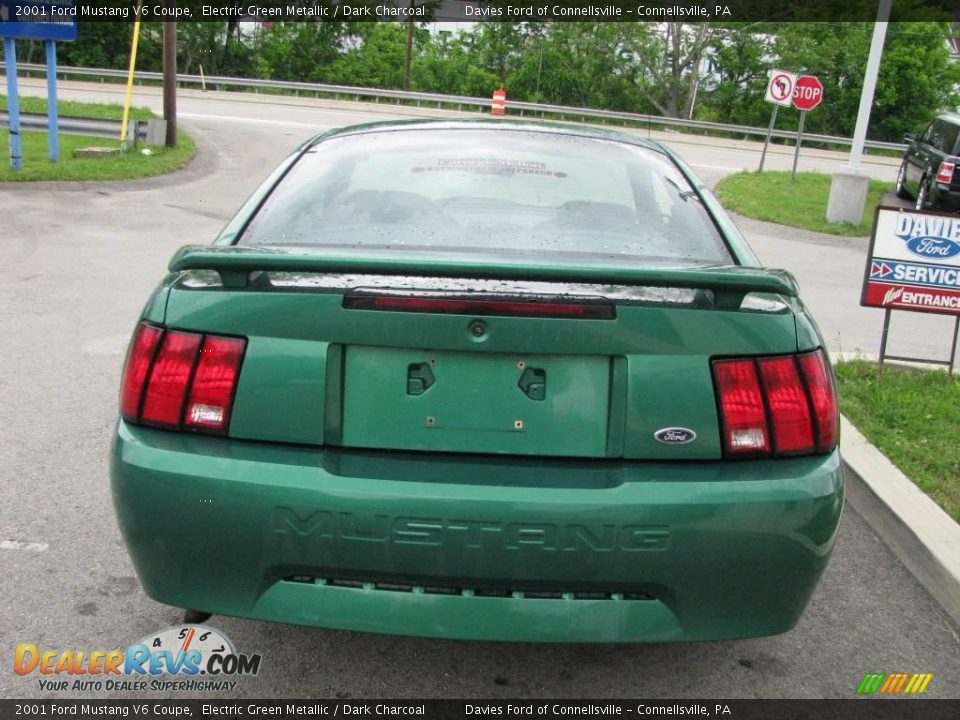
[0,129,195,182]
[714,170,889,236]
[175,22,256,77]
[0,96,192,181]
[872,23,960,140]
[836,359,960,522]
[755,21,960,140]
[698,26,775,127]
[46,22,147,70]
[0,94,153,121]
[510,24,640,110]
[255,22,355,82]
[326,23,410,88]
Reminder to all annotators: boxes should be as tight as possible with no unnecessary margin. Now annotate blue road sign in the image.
[1,0,75,170]
[0,1,78,41]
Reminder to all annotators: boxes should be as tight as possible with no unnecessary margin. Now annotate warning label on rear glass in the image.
[412,158,567,177]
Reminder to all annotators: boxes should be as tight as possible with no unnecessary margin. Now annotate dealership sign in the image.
[862,207,960,316]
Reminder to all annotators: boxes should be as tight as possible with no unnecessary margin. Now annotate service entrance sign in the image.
[862,206,960,373]
[862,207,960,315]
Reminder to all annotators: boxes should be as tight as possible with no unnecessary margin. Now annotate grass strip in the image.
[836,359,960,522]
[715,170,890,236]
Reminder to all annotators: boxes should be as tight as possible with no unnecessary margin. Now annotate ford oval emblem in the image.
[654,427,697,445]
[906,236,960,259]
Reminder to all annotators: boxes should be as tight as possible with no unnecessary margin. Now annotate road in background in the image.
[12,78,902,191]
[2,80,958,699]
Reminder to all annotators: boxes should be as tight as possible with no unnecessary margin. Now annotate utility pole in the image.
[162,5,177,148]
[847,0,891,173]
[825,0,891,224]
[403,3,414,91]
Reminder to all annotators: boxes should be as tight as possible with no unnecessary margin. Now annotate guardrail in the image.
[0,111,150,141]
[2,62,908,153]
[0,111,125,138]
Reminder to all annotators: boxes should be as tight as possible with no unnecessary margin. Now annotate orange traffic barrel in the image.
[491,89,506,116]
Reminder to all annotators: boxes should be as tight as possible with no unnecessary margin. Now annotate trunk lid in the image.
[160,246,803,461]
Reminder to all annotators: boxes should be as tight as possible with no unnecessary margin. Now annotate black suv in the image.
[896,113,960,212]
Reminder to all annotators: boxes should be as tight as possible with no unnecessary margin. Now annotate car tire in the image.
[895,161,910,199]
[183,609,212,624]
[915,179,928,211]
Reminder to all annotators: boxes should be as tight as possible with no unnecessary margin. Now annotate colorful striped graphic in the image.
[857,672,933,694]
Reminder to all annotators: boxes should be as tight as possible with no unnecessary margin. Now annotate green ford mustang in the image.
[111,120,843,642]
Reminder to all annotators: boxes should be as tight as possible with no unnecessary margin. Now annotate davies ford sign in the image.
[862,206,960,316]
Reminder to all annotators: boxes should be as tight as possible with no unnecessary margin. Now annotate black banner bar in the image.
[1,700,959,720]
[4,0,959,24]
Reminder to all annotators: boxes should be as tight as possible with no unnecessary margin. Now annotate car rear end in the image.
[111,123,843,642]
[931,155,960,211]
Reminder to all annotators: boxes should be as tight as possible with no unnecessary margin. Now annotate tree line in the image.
[17,19,960,143]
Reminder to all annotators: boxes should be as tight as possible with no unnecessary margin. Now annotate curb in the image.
[834,351,954,374]
[840,415,960,625]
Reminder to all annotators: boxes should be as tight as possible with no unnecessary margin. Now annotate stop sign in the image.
[793,75,823,111]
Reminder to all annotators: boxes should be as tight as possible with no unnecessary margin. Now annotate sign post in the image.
[2,36,21,171]
[791,110,806,180]
[791,74,824,181]
[759,69,796,172]
[120,8,143,150]
[861,206,960,374]
[45,38,58,161]
[0,0,77,170]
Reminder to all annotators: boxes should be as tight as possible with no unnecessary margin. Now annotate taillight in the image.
[936,162,955,184]
[758,357,814,454]
[119,323,246,435]
[713,349,838,458]
[184,336,246,432]
[120,324,163,421]
[798,350,839,453]
[713,359,770,456]
[141,331,202,427]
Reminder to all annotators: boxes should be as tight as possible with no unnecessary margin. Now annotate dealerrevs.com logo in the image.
[15,625,262,693]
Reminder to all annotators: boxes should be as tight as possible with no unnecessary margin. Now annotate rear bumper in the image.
[931,182,960,211]
[111,421,843,642]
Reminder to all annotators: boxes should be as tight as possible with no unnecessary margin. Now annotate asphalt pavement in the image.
[1,84,958,700]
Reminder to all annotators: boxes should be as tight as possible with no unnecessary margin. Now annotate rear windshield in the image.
[239,129,733,267]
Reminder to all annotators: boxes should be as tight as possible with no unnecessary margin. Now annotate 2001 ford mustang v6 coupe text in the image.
[111,120,843,642]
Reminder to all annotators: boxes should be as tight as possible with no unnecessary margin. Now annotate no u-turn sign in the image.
[765,69,797,107]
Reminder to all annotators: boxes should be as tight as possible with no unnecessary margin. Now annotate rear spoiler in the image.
[169,245,799,305]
